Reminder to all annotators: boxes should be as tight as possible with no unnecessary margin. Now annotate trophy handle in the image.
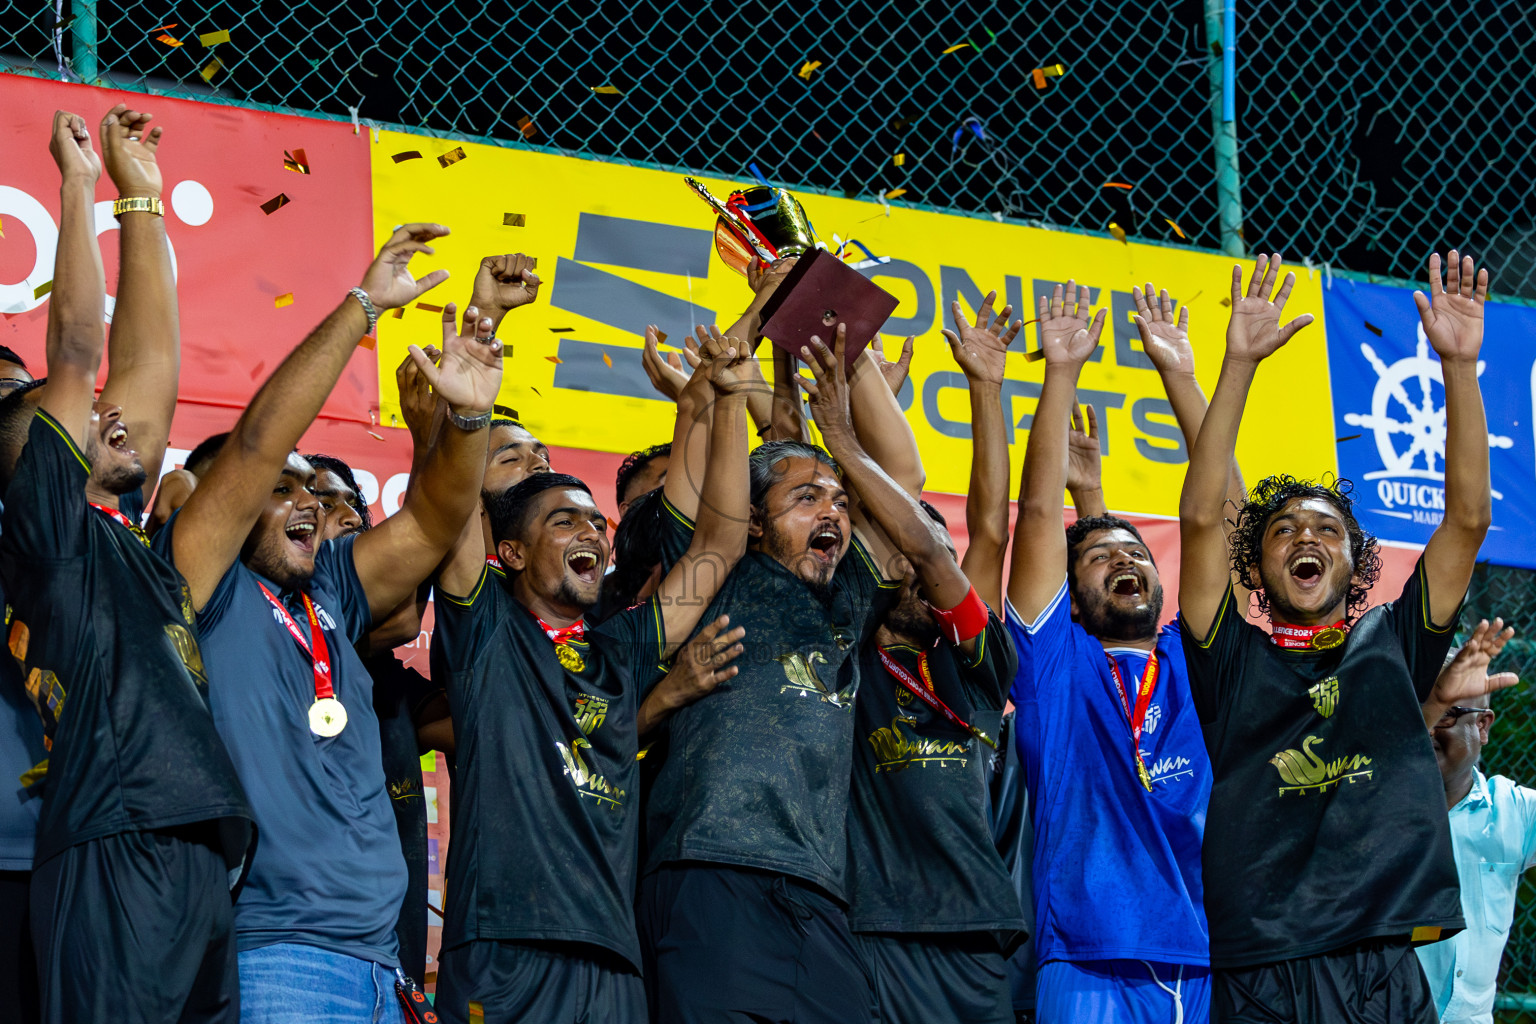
[684,176,778,264]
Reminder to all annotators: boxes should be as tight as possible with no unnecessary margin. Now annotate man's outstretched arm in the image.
[1179,255,1313,638]
[1415,250,1494,626]
[942,290,1019,612]
[352,304,505,619]
[173,224,451,611]
[96,104,179,493]
[1005,283,1106,623]
[36,111,105,448]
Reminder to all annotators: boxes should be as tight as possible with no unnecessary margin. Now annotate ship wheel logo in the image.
[1342,324,1512,503]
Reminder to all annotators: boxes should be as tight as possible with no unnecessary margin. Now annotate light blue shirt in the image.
[1415,769,1536,1024]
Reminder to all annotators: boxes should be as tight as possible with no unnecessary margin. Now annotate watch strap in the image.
[112,196,164,218]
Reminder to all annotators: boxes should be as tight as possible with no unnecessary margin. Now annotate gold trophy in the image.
[684,176,897,364]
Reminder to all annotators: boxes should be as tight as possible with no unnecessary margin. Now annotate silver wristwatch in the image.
[347,286,379,336]
[448,407,493,431]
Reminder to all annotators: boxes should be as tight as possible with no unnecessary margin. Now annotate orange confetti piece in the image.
[942,43,971,54]
[797,60,821,81]
[415,302,444,313]
[1032,68,1047,89]
[515,115,535,139]
[1102,182,1133,189]
[156,33,183,46]
[1108,222,1127,244]
[1165,218,1187,240]
[1032,63,1067,89]
[884,188,907,199]
[590,85,623,95]
[546,355,563,364]
[358,334,376,350]
[150,23,178,32]
[274,292,294,307]
[283,148,309,173]
[602,352,613,368]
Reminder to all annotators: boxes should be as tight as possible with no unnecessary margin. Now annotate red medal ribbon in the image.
[534,614,585,646]
[88,502,149,547]
[877,646,997,750]
[1270,620,1349,650]
[256,583,334,702]
[1105,651,1160,791]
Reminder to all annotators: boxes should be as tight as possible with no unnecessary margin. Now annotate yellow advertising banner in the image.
[370,131,1336,516]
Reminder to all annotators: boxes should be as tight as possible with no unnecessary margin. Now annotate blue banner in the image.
[1324,278,1536,570]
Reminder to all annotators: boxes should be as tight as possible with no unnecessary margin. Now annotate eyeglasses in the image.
[1434,706,1490,729]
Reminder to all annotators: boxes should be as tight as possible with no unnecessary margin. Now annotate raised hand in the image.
[943,290,1020,387]
[413,304,501,414]
[1415,250,1489,363]
[100,104,162,199]
[798,324,855,437]
[1429,618,1519,709]
[395,345,440,446]
[359,223,452,311]
[641,325,701,401]
[1132,283,1194,375]
[697,325,753,396]
[873,335,916,395]
[470,253,541,323]
[1037,281,1106,365]
[1066,403,1102,495]
[1225,253,1313,363]
[49,110,101,184]
[747,255,799,298]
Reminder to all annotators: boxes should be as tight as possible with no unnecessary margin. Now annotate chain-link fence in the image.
[4,1,1536,298]
[3,0,1535,1012]
[1463,566,1536,1023]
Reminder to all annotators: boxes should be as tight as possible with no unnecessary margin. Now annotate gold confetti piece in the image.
[468,1002,484,1021]
[503,213,526,227]
[368,430,385,441]
[437,147,467,169]
[199,58,222,82]
[1108,222,1127,244]
[942,43,971,54]
[884,188,907,199]
[493,404,519,418]
[590,85,623,95]
[416,302,444,313]
[549,327,574,333]
[797,60,821,81]
[156,33,183,46]
[260,193,290,215]
[1103,181,1133,189]
[1023,347,1045,362]
[1164,218,1187,239]
[1364,321,1383,336]
[274,292,294,307]
[515,115,535,139]
[546,355,563,364]
[199,29,230,46]
[33,281,52,299]
[530,387,542,396]
[283,148,309,173]
[1219,297,1232,307]
[654,331,668,345]
[602,352,613,368]
[391,308,405,319]
[893,153,905,166]
[1336,433,1362,443]
[391,150,422,163]
[1031,63,1067,89]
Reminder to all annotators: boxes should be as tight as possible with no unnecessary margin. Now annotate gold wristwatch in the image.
[112,197,165,218]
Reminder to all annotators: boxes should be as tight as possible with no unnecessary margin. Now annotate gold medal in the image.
[556,643,585,673]
[308,696,348,737]
[1136,757,1154,792]
[1311,627,1347,651]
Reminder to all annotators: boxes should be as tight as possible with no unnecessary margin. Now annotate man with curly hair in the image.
[1178,252,1492,1023]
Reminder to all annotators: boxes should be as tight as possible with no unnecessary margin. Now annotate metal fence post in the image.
[1204,0,1244,257]
[70,0,97,85]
